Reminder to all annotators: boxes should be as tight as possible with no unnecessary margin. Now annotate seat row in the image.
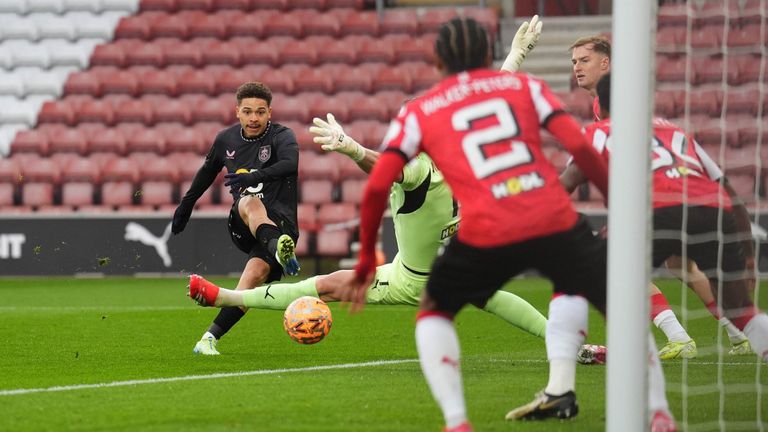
[0,0,138,14]
[0,40,98,71]
[139,0,365,13]
[657,0,764,29]
[36,90,408,128]
[114,7,498,40]
[653,85,768,120]
[93,35,437,68]
[0,11,126,42]
[656,53,766,87]
[657,24,768,53]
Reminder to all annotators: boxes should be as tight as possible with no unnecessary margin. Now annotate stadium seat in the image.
[49,128,89,155]
[199,39,241,67]
[371,68,413,93]
[101,180,135,206]
[657,2,693,28]
[300,179,335,205]
[280,39,319,66]
[727,24,762,49]
[102,157,140,183]
[173,151,206,181]
[335,152,366,179]
[20,157,61,184]
[252,0,288,10]
[91,43,128,68]
[163,41,202,67]
[292,0,326,9]
[350,119,388,149]
[192,122,223,149]
[301,12,340,38]
[125,128,166,154]
[334,91,387,122]
[61,182,95,206]
[177,0,213,12]
[150,13,189,39]
[694,117,739,148]
[114,15,152,40]
[402,62,441,92]
[358,38,396,64]
[213,0,252,10]
[419,8,459,34]
[326,0,362,8]
[289,67,334,94]
[315,229,351,257]
[113,98,154,125]
[227,12,272,39]
[294,228,311,256]
[75,99,115,126]
[297,202,317,231]
[37,101,76,126]
[89,127,127,155]
[139,180,175,206]
[263,12,303,38]
[688,88,723,117]
[339,10,380,37]
[138,70,177,96]
[376,90,408,119]
[339,178,365,204]
[273,95,310,123]
[299,152,340,181]
[2,19,40,42]
[655,26,686,53]
[380,9,419,35]
[736,115,768,148]
[186,96,230,124]
[125,42,165,67]
[393,36,435,64]
[12,129,50,156]
[36,15,76,41]
[21,182,56,207]
[176,69,216,95]
[656,55,689,84]
[690,25,722,50]
[317,202,356,226]
[315,38,359,65]
[738,55,768,85]
[321,64,373,94]
[725,86,760,116]
[0,182,14,206]
[726,172,758,203]
[463,7,499,39]
[654,89,679,118]
[61,156,100,183]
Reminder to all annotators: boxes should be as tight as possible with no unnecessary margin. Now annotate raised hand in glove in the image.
[309,113,366,162]
[172,201,194,234]
[501,14,543,73]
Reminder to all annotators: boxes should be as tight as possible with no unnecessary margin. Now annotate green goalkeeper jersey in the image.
[389,153,460,275]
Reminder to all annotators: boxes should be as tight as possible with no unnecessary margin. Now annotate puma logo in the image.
[264,285,275,299]
[124,222,172,267]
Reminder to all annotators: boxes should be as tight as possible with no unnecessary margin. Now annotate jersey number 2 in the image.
[452,98,532,179]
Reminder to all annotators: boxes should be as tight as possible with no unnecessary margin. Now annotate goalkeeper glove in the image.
[309,113,366,162]
[224,171,263,191]
[501,14,543,73]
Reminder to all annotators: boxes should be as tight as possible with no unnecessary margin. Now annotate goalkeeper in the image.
[188,112,548,339]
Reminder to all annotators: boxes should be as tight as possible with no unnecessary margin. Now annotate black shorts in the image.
[227,197,294,284]
[425,217,607,315]
[653,205,746,279]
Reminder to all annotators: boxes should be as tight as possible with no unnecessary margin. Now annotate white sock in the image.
[202,331,216,340]
[743,314,768,361]
[647,332,670,414]
[652,309,690,343]
[544,295,587,395]
[415,315,467,428]
[719,317,748,344]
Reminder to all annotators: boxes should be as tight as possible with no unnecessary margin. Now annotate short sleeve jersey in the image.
[390,153,459,274]
[381,69,579,247]
[204,122,299,237]
[583,118,731,210]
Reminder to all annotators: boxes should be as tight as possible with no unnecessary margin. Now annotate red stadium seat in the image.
[557,90,593,120]
[419,8,459,34]
[376,90,408,118]
[371,68,413,93]
[299,152,340,181]
[380,9,419,35]
[12,130,50,156]
[102,158,140,183]
[255,67,295,95]
[657,2,693,28]
[280,39,319,66]
[316,37,359,65]
[297,202,317,231]
[193,122,224,149]
[738,55,768,85]
[690,25,722,50]
[303,12,341,38]
[273,94,310,123]
[114,98,154,125]
[263,13,303,38]
[179,178,214,206]
[188,14,227,39]
[21,158,61,184]
[150,96,193,125]
[126,129,167,154]
[655,26,686,53]
[402,61,441,92]
[90,43,127,68]
[89,128,127,155]
[125,43,165,67]
[101,181,135,206]
[694,117,739,148]
[725,86,760,116]
[656,55,689,84]
[340,11,380,37]
[326,0,362,9]
[114,15,152,40]
[213,0,252,10]
[654,90,678,118]
[295,228,311,256]
[61,157,99,183]
[159,124,206,154]
[199,39,241,67]
[138,70,177,96]
[315,229,351,257]
[174,152,206,181]
[317,201,356,225]
[292,0,326,9]
[139,157,179,182]
[139,180,175,206]
[688,88,723,117]
[21,183,55,207]
[339,178,365,204]
[77,100,115,126]
[253,0,288,10]
[49,129,89,155]
[163,41,202,67]
[61,182,95,206]
[726,172,757,203]
[335,152,367,179]
[393,35,435,64]
[0,184,13,206]
[288,67,334,94]
[189,96,232,124]
[227,12,274,39]
[38,101,76,126]
[300,179,335,205]
[99,70,141,97]
[177,0,213,11]
[463,7,499,39]
[322,63,373,93]
[358,38,395,64]
[141,0,178,12]
[176,69,216,95]
[336,91,388,122]
[64,71,102,97]
[150,13,189,39]
[727,24,762,49]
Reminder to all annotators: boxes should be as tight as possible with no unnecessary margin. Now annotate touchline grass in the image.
[0,277,765,431]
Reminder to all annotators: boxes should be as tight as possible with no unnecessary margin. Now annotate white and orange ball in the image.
[283,296,332,344]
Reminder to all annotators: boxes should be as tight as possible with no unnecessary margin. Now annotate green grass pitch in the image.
[0,277,765,431]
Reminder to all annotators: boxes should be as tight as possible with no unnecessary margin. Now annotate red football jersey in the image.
[380,69,581,247]
[584,117,731,209]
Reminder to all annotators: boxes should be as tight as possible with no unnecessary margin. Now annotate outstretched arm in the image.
[501,15,542,73]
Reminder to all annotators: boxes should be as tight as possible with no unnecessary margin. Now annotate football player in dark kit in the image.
[172,81,301,355]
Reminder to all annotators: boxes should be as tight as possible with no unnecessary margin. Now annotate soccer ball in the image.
[283,296,332,344]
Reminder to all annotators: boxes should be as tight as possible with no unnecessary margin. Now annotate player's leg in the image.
[238,195,299,275]
[507,218,599,421]
[648,332,676,430]
[649,283,697,360]
[476,290,547,339]
[665,256,751,354]
[193,257,271,355]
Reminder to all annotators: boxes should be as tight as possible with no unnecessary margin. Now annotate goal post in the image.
[606,1,655,431]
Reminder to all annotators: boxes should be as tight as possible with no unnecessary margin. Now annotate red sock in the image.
[650,293,671,320]
[731,307,759,331]
[705,301,721,320]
